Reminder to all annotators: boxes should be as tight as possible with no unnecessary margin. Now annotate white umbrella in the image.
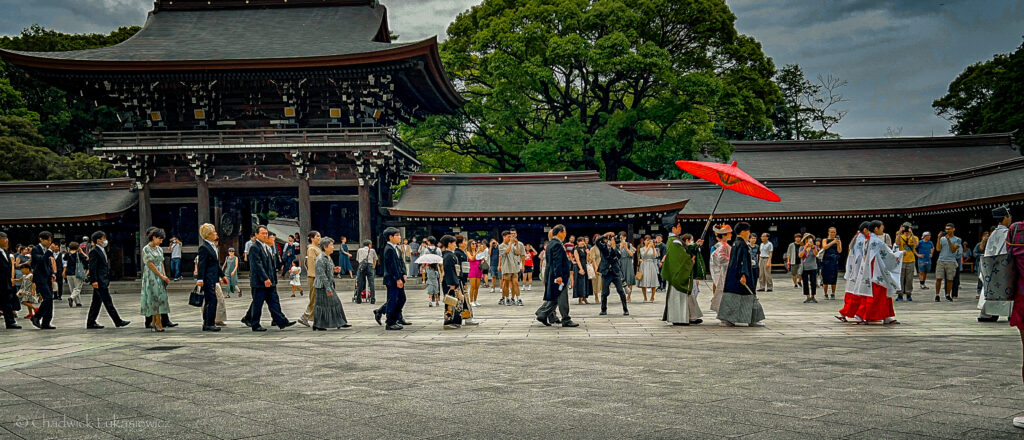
[415,254,443,265]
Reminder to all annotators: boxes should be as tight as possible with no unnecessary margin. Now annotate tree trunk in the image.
[603,156,620,182]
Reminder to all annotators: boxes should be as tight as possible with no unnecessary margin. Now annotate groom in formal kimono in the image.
[661,215,702,325]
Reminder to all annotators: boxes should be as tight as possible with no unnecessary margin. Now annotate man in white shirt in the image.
[353,240,378,303]
[757,233,774,292]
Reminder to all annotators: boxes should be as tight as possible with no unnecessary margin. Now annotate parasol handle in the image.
[699,187,727,249]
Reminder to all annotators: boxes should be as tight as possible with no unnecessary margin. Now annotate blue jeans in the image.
[170,258,181,279]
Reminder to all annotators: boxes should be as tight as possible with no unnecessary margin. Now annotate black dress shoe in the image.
[87,323,105,329]
[252,326,268,332]
[40,325,56,330]
[373,308,383,326]
[690,319,703,325]
[551,317,562,324]
[599,311,607,315]
[240,319,253,328]
[312,326,326,331]
[340,324,352,328]
[672,322,690,326]
[561,320,579,327]
[977,316,999,322]
[68,298,74,308]
[385,324,403,330]
[370,298,376,304]
[165,322,179,328]
[202,325,221,332]
[536,316,552,326]
[278,321,296,329]
[6,324,21,329]
[31,317,41,329]
[623,311,629,316]
[397,320,412,326]
[115,321,131,328]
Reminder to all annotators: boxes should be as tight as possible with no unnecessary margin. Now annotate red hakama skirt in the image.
[858,283,895,322]
[1008,255,1024,330]
[838,293,865,319]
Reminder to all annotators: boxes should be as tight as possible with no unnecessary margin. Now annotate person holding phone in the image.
[894,222,919,301]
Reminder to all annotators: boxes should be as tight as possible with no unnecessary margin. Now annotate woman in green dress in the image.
[141,227,171,332]
[223,248,240,297]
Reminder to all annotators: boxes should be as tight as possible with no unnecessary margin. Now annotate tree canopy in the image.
[404,0,782,180]
[933,39,1024,136]
[0,25,139,181]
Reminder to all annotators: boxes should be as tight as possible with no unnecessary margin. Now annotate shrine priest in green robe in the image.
[661,215,703,325]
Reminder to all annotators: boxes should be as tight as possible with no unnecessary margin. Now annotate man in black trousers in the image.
[597,232,629,316]
[86,231,130,329]
[31,231,57,329]
[0,232,20,329]
[242,225,295,331]
[374,227,410,330]
[196,223,225,332]
[536,225,577,327]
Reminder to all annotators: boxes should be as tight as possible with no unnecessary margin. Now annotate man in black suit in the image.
[536,225,578,327]
[86,231,130,329]
[196,223,226,332]
[30,231,57,329]
[374,227,410,330]
[0,232,20,329]
[597,232,629,316]
[243,225,295,331]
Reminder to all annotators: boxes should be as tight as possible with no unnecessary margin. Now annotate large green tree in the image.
[0,25,139,156]
[933,39,1024,136]
[0,25,138,181]
[406,0,781,180]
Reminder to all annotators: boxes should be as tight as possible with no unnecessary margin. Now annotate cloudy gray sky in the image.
[1,0,1021,138]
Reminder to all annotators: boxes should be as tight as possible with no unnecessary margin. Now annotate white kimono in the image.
[709,241,731,312]
[843,233,870,296]
[849,234,903,298]
[978,225,1013,316]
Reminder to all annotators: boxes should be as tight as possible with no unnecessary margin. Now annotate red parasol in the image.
[675,160,781,243]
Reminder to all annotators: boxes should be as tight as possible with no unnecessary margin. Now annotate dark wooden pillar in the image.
[138,183,152,267]
[358,184,371,242]
[298,179,311,275]
[197,179,210,225]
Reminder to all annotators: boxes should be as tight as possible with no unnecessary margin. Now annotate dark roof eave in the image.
[387,200,688,219]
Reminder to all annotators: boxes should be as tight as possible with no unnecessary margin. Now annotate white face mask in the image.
[101,240,109,247]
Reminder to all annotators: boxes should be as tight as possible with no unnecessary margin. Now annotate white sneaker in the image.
[297,316,310,327]
[490,287,495,293]
[1014,416,1024,429]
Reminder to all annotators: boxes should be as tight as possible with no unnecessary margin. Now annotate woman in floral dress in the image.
[141,227,171,332]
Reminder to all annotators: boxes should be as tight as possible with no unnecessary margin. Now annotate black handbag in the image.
[188,284,204,307]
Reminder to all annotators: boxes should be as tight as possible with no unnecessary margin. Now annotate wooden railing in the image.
[96,127,397,149]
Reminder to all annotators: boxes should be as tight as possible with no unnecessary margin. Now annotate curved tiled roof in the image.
[389,172,688,219]
[0,179,137,225]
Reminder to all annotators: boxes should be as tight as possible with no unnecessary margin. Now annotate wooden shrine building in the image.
[0,0,462,269]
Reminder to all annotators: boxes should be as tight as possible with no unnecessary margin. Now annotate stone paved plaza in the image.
[1,274,1022,439]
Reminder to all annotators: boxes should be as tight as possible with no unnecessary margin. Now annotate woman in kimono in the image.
[709,225,732,313]
[717,222,765,327]
[837,222,871,322]
[1007,218,1024,429]
[637,237,660,302]
[978,206,1014,322]
[573,237,591,304]
[853,220,902,325]
[618,232,636,301]
[312,237,350,330]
